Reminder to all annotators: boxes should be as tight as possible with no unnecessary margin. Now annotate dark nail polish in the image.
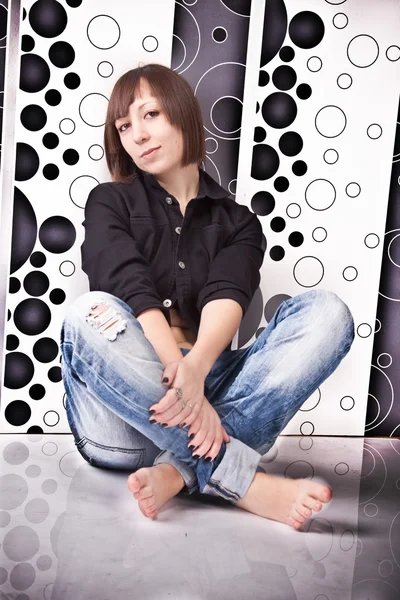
[162,377,169,383]
[189,433,195,441]
[188,445,195,451]
[193,454,200,460]
[204,457,212,463]
[149,419,157,424]
[181,423,187,428]
[149,409,156,415]
[161,423,168,428]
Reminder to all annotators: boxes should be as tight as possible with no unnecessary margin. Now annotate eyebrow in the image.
[115,100,157,125]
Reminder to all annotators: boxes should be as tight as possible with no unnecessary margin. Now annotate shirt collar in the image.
[140,167,231,201]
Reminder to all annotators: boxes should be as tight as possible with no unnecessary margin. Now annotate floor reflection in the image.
[0,435,399,599]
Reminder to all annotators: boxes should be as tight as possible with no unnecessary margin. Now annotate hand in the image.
[186,397,230,460]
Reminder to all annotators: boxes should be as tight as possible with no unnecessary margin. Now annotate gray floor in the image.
[0,435,399,600]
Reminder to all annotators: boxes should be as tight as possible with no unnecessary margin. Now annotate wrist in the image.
[182,349,211,379]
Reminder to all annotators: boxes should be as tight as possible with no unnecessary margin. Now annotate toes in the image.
[292,509,306,523]
[298,504,312,519]
[138,485,153,500]
[127,473,141,494]
[141,497,156,511]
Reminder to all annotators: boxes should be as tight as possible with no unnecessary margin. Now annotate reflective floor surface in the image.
[0,434,399,600]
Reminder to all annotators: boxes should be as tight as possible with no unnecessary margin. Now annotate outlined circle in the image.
[386,45,400,62]
[305,179,336,211]
[59,118,75,135]
[313,227,327,242]
[364,503,378,517]
[205,137,218,154]
[377,353,392,369]
[315,105,347,138]
[307,56,322,72]
[212,26,228,44]
[357,323,372,338]
[88,144,104,161]
[286,203,301,218]
[87,15,121,50]
[79,93,108,127]
[340,396,355,411]
[343,266,358,281]
[367,123,382,139]
[210,95,242,134]
[323,148,339,164]
[69,175,99,209]
[293,256,324,287]
[43,411,60,427]
[143,35,158,52]
[365,233,380,248]
[347,35,379,68]
[346,182,361,197]
[333,13,348,29]
[337,73,352,89]
[335,462,349,475]
[299,422,315,436]
[300,388,321,412]
[97,61,114,78]
[59,261,75,277]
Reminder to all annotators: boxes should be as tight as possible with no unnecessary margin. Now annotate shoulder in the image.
[85,174,148,214]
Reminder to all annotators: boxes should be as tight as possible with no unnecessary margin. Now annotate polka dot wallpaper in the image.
[0,0,399,437]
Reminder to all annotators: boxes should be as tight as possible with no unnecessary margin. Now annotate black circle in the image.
[5,400,32,426]
[64,72,80,89]
[254,127,266,143]
[20,54,51,93]
[289,231,304,247]
[261,92,297,129]
[271,217,286,232]
[279,46,295,62]
[23,8,27,19]
[42,132,59,149]
[29,0,68,38]
[259,70,270,87]
[292,160,308,176]
[279,131,303,156]
[255,327,265,338]
[63,149,79,165]
[50,288,66,304]
[23,271,49,296]
[14,298,51,336]
[29,384,45,400]
[270,246,285,261]
[7,310,11,321]
[274,177,289,192]
[272,65,297,91]
[4,353,35,389]
[45,89,61,106]
[251,144,280,180]
[20,104,47,131]
[9,277,21,294]
[6,335,19,351]
[22,35,35,52]
[15,143,40,181]
[49,41,75,68]
[27,425,43,433]
[66,0,82,5]
[213,27,227,42]
[251,191,275,216]
[289,11,325,49]
[30,251,46,267]
[11,188,38,274]
[43,164,59,180]
[33,338,59,363]
[297,84,312,99]
[39,216,76,253]
[48,366,62,382]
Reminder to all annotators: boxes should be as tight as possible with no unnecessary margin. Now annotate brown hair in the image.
[104,63,206,183]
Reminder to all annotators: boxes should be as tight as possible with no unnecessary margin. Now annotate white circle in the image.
[79,94,108,127]
[333,13,348,29]
[375,318,382,333]
[205,137,218,154]
[346,182,361,198]
[228,179,237,195]
[348,35,379,68]
[312,227,327,242]
[306,179,336,210]
[307,56,322,72]
[97,61,114,78]
[293,256,324,287]
[340,396,355,410]
[87,15,120,50]
[365,233,380,248]
[143,35,158,52]
[212,26,228,43]
[43,411,60,427]
[343,266,357,281]
[59,118,75,135]
[210,96,242,134]
[69,176,99,209]
[337,73,352,89]
[88,144,104,161]
[286,203,301,218]
[379,560,393,577]
[367,124,382,139]
[364,503,378,517]
[340,530,355,552]
[42,442,57,456]
[386,45,400,61]
[316,106,346,138]
[335,462,349,475]
[377,353,392,369]
[324,149,339,164]
[357,323,372,338]
[60,261,75,277]
[396,478,400,490]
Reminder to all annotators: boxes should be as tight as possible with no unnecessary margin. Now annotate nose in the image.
[131,118,149,145]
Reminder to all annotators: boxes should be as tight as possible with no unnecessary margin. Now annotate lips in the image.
[141,147,160,158]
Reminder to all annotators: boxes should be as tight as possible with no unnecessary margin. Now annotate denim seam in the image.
[78,435,146,457]
[206,479,240,502]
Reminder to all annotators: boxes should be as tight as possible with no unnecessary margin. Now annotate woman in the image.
[60,63,354,528]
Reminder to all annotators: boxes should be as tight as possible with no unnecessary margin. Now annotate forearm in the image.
[184,299,242,378]
[137,308,183,367]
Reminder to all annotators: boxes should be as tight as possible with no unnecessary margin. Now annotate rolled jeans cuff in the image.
[153,449,199,494]
[201,437,261,503]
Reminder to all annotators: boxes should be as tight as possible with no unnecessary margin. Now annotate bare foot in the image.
[127,464,185,520]
[236,472,332,530]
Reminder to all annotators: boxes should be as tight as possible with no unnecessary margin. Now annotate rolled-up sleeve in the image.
[81,184,169,321]
[196,204,265,318]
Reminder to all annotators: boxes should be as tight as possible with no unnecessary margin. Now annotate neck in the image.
[154,163,200,207]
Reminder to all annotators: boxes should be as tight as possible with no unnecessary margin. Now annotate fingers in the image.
[187,406,223,460]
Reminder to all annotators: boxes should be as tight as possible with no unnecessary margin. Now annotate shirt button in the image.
[178,261,185,269]
[175,227,181,234]
[163,299,172,308]
[166,197,172,205]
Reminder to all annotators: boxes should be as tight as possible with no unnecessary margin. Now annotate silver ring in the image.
[174,387,193,409]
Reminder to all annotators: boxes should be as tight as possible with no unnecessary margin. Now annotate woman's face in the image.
[114,78,184,176]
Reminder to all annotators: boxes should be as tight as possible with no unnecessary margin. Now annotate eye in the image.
[145,110,159,119]
[117,123,129,133]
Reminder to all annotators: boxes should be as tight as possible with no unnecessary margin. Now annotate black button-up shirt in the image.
[81,167,265,339]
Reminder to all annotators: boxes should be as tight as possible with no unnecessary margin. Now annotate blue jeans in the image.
[60,289,354,502]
